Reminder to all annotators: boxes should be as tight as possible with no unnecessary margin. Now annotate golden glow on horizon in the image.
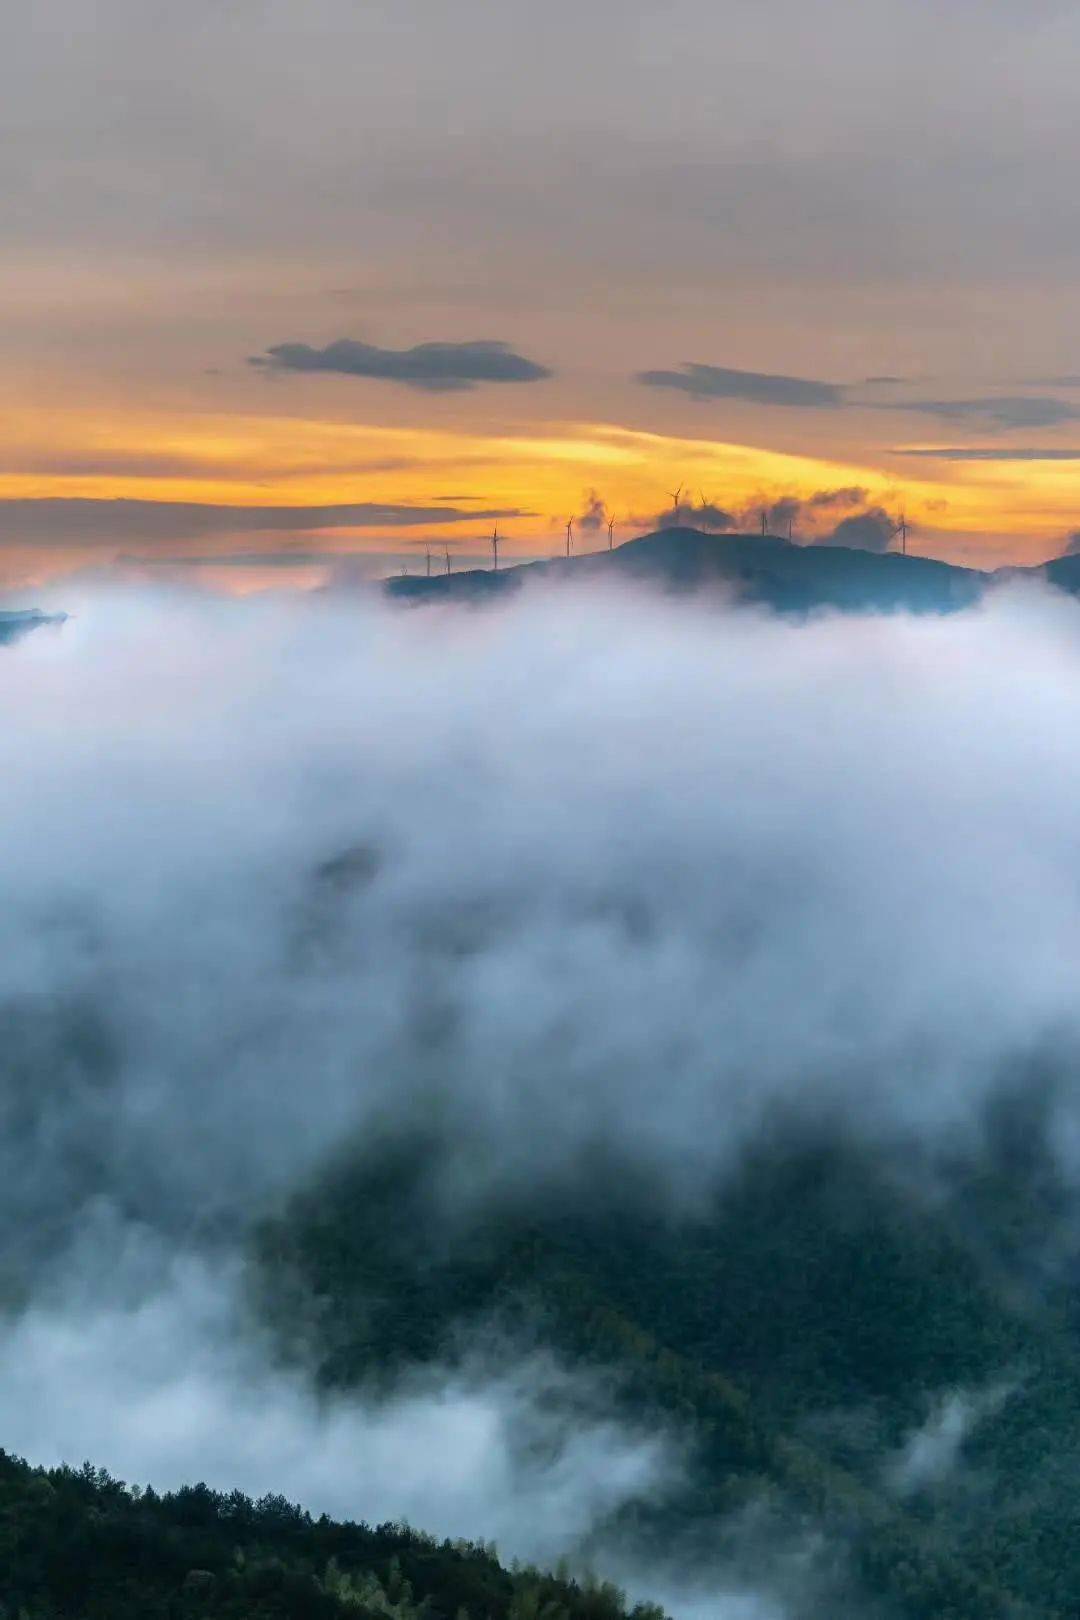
[4,404,1079,580]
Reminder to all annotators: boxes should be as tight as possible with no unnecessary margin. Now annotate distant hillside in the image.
[388,526,1080,617]
[387,528,986,615]
[0,609,66,646]
[1040,551,1080,594]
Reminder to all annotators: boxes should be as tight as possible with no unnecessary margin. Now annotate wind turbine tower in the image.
[898,511,908,555]
[566,517,574,558]
[425,547,432,578]
[491,524,499,571]
[445,545,451,575]
[607,514,616,549]
[760,509,767,537]
[669,485,683,524]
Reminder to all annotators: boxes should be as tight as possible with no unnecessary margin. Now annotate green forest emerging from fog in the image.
[250,1097,1080,1620]
[8,1094,1080,1617]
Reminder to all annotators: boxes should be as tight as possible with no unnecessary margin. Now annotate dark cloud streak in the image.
[0,498,527,547]
[636,363,845,408]
[251,337,552,392]
[884,397,1080,431]
[635,365,1080,437]
[894,446,1080,462]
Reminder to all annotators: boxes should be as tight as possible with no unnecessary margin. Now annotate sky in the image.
[7,0,1080,587]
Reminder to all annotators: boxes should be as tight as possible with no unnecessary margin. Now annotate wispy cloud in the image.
[576,489,608,531]
[641,486,891,548]
[886,397,1080,430]
[772,488,896,552]
[885,1383,1016,1497]
[636,363,844,408]
[816,505,896,553]
[0,498,527,546]
[250,337,552,392]
[894,446,1080,462]
[137,550,355,569]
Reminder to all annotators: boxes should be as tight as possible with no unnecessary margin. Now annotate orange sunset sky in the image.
[7,1,1080,591]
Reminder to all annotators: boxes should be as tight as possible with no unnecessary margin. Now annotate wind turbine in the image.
[896,511,908,555]
[760,508,768,537]
[425,547,432,578]
[669,485,683,524]
[566,517,574,558]
[607,514,616,549]
[445,545,451,575]
[491,524,499,571]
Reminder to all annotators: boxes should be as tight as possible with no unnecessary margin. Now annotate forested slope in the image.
[0,1450,665,1620]
[255,1115,1080,1619]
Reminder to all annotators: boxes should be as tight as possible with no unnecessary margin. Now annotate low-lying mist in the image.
[0,1233,676,1566]
[6,571,1080,1613]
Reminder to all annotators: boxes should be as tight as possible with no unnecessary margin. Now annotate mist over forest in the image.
[5,570,1080,1616]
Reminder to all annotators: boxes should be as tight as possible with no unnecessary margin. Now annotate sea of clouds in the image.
[5,571,1080,1613]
